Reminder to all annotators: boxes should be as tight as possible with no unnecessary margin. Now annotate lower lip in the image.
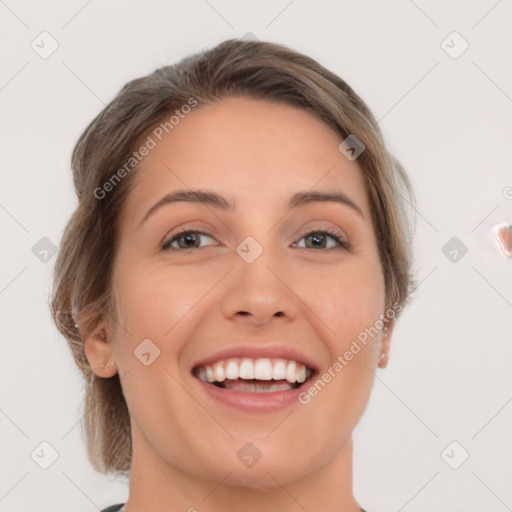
[194,377,309,413]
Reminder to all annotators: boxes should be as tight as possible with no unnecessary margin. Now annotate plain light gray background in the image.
[1,1,511,511]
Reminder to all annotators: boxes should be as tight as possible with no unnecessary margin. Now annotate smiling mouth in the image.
[193,357,314,393]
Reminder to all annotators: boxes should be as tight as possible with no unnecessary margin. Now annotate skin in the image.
[84,97,394,512]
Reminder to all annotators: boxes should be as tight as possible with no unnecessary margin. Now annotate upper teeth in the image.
[196,358,310,384]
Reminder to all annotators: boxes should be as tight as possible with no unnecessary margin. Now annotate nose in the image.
[219,248,300,327]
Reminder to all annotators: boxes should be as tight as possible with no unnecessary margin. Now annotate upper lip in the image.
[191,344,319,373]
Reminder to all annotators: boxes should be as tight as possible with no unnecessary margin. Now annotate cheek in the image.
[110,261,218,441]
[112,258,214,340]
[291,265,385,469]
[305,255,386,346]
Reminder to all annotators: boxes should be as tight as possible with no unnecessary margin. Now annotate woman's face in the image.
[104,97,388,486]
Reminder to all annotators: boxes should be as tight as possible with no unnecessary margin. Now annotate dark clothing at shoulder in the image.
[100,503,367,512]
[100,505,124,512]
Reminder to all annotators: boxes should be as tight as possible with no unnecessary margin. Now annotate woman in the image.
[51,38,415,512]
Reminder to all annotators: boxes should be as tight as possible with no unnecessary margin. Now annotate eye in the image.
[161,228,351,251]
[161,229,217,250]
[294,229,351,250]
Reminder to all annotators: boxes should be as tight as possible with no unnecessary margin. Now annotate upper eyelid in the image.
[161,219,348,238]
[161,224,346,240]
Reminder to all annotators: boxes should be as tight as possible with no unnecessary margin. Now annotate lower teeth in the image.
[213,379,299,392]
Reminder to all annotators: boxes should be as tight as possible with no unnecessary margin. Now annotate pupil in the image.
[307,233,325,249]
[182,234,199,248]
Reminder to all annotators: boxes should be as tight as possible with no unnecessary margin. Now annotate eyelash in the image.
[160,228,351,251]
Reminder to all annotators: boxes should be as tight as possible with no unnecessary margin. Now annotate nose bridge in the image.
[219,234,299,324]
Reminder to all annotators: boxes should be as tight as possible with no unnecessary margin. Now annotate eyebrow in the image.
[138,188,364,228]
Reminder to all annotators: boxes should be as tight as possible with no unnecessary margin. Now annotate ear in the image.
[378,317,395,369]
[79,305,118,378]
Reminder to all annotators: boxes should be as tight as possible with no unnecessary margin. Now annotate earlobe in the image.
[377,318,394,369]
[378,352,389,368]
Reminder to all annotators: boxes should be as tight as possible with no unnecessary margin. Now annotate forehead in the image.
[121,97,371,225]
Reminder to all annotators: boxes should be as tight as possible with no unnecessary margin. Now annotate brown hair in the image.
[50,38,416,476]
